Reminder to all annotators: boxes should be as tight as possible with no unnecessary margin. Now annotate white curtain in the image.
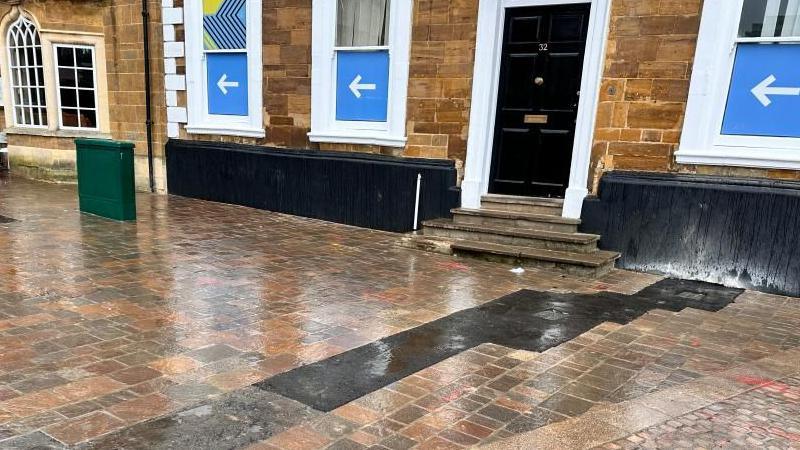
[761,0,782,36]
[758,0,800,37]
[782,0,800,36]
[337,0,390,47]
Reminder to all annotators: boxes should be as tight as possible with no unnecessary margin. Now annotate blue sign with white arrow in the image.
[336,50,390,122]
[207,52,248,116]
[722,44,800,138]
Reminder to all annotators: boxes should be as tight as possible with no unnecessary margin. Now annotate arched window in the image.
[7,15,46,127]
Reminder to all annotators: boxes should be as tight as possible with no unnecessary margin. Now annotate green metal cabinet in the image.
[75,138,136,221]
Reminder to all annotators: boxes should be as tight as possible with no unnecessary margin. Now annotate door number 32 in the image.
[539,43,549,51]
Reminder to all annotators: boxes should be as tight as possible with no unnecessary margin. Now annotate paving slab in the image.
[0,175,657,446]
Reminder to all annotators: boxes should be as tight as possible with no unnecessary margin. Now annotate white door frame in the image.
[461,0,612,218]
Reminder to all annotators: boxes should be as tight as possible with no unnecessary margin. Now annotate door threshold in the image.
[482,193,564,204]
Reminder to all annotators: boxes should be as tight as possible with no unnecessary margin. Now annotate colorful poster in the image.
[203,0,247,50]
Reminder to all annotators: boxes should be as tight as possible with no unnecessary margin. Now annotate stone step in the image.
[481,194,564,215]
[422,218,599,253]
[450,239,619,278]
[452,208,580,233]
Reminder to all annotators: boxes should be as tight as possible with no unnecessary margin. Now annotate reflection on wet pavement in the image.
[258,279,741,412]
[262,291,800,450]
[0,176,659,447]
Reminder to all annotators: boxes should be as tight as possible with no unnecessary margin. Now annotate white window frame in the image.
[53,44,100,131]
[308,0,412,147]
[677,0,800,169]
[7,15,47,129]
[184,0,264,138]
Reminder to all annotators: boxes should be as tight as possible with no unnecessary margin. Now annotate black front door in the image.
[488,4,591,198]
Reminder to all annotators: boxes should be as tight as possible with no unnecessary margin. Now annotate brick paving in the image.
[597,375,800,450]
[253,291,800,449]
[3,175,800,449]
[0,176,657,446]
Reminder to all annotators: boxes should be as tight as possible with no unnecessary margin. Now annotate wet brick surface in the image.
[597,375,800,450]
[3,175,799,449]
[258,279,741,411]
[0,175,658,446]
[255,290,800,449]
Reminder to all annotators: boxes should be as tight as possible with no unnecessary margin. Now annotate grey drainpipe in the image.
[141,0,156,192]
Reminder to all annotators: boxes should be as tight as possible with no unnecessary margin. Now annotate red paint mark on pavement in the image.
[736,375,774,386]
[734,376,792,393]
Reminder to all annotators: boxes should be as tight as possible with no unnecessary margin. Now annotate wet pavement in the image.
[599,374,800,449]
[1,174,799,449]
[258,280,740,412]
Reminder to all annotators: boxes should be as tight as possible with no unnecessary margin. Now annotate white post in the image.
[413,173,422,230]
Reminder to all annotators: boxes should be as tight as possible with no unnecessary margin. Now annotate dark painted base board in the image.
[165,140,460,232]
[581,171,800,297]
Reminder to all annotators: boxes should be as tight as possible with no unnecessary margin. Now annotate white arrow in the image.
[349,75,376,99]
[217,74,240,95]
[751,75,800,107]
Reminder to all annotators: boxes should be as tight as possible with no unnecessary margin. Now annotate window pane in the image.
[75,48,93,67]
[740,0,800,37]
[203,0,247,50]
[336,0,390,47]
[77,69,94,88]
[57,46,75,67]
[61,108,79,127]
[60,88,77,108]
[78,89,95,108]
[59,68,76,87]
[79,110,97,128]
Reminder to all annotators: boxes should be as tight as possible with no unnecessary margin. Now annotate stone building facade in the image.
[0,0,166,190]
[161,0,477,168]
[5,0,800,294]
[160,0,800,295]
[164,0,797,215]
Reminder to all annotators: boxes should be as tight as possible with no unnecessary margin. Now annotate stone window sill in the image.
[4,127,112,140]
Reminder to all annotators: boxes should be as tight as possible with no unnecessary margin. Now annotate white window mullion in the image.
[32,40,42,126]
